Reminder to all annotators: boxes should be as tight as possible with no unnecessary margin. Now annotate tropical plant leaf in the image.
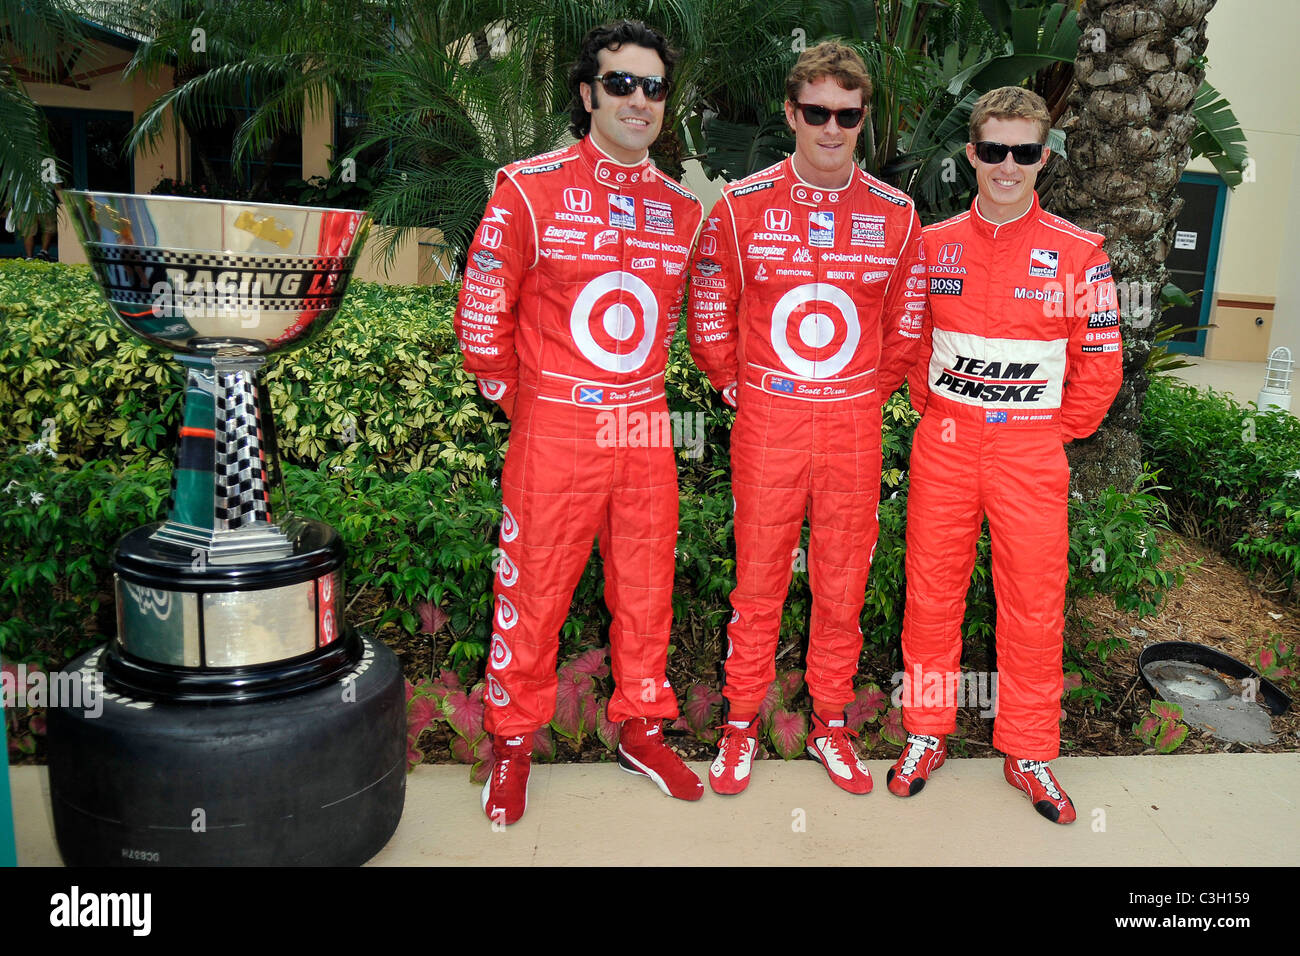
[768,709,807,760]
[1153,719,1188,754]
[595,698,621,752]
[1150,699,1185,722]
[778,668,805,703]
[1133,714,1162,743]
[568,646,610,679]
[418,600,449,635]
[682,683,724,740]
[532,724,556,761]
[757,678,784,726]
[879,706,907,747]
[1190,81,1249,188]
[442,686,484,741]
[845,684,887,732]
[551,666,593,742]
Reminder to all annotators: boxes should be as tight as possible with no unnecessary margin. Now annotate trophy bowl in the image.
[62,191,371,356]
[47,193,406,865]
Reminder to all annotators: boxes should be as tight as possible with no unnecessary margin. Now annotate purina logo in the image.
[764,208,792,232]
[564,188,592,213]
[1029,248,1059,278]
[479,224,502,249]
[937,242,962,266]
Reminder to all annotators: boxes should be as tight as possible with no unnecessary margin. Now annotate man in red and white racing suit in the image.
[887,88,1122,823]
[689,42,924,795]
[455,22,705,825]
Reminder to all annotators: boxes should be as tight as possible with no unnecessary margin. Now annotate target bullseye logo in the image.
[569,271,659,372]
[489,633,513,670]
[769,283,860,379]
[495,594,518,630]
[501,504,519,543]
[486,674,511,706]
[497,550,519,587]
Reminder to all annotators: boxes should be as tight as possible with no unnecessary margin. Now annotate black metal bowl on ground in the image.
[1138,641,1291,717]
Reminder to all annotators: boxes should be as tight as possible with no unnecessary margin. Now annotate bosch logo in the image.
[564,188,592,213]
[937,243,962,266]
[764,208,792,232]
[479,224,503,249]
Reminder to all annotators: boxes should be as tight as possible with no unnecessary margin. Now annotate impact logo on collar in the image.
[732,179,775,197]
[608,194,636,229]
[868,184,908,207]
[1029,248,1059,278]
[809,211,835,248]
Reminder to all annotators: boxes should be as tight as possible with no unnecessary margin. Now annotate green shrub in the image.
[1141,376,1300,598]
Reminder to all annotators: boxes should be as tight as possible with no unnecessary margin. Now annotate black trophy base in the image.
[47,635,406,866]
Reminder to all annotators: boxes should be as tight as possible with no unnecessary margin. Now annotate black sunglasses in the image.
[973,141,1045,165]
[590,71,671,102]
[792,102,866,129]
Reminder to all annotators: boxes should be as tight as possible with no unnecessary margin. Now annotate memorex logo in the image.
[50,886,152,936]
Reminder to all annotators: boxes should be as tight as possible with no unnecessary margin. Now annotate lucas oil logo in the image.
[1029,248,1059,278]
[808,211,835,248]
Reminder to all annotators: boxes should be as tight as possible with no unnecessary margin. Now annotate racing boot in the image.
[709,720,761,795]
[806,712,873,794]
[481,733,532,826]
[1004,756,1076,824]
[887,733,947,796]
[617,717,704,800]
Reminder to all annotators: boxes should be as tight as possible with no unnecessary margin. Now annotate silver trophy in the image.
[49,193,404,866]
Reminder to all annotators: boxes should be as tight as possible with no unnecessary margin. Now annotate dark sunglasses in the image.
[590,71,671,102]
[792,102,866,129]
[973,141,1045,165]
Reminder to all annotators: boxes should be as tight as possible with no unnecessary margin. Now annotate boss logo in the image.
[929,277,963,295]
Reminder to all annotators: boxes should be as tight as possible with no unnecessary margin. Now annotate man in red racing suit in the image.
[689,42,924,796]
[887,87,1122,823]
[455,21,705,825]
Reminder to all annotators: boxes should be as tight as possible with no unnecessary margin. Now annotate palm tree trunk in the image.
[1052,0,1215,496]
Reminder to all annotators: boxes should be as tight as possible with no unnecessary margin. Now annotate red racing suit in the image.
[901,193,1122,758]
[455,135,704,736]
[688,159,924,714]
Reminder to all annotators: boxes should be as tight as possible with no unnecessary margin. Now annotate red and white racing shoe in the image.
[481,734,533,826]
[709,722,760,795]
[617,717,704,801]
[806,713,873,794]
[1004,756,1076,824]
[886,733,947,797]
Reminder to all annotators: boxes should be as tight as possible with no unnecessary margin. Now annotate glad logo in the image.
[564,187,592,213]
[500,504,519,543]
[699,234,717,257]
[495,594,518,630]
[937,242,962,266]
[489,633,512,670]
[631,257,656,270]
[479,224,503,249]
[764,208,792,232]
[486,674,511,706]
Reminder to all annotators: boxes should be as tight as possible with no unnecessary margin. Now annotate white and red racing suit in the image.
[901,193,1122,758]
[455,136,704,737]
[687,159,924,715]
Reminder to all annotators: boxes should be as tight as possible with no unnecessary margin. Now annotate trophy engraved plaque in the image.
[46,193,405,866]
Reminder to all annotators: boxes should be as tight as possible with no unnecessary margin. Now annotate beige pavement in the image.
[12,754,1298,866]
[1168,359,1294,414]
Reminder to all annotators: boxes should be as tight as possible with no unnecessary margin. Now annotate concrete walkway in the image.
[1169,359,1294,414]
[11,754,1298,866]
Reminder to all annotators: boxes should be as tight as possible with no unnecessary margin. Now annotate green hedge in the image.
[1,261,1178,684]
[1141,375,1300,598]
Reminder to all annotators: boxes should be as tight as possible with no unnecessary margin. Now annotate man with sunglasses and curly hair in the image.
[456,20,706,826]
[887,86,1122,823]
[688,41,924,796]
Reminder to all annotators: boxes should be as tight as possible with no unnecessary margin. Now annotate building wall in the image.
[1189,0,1300,362]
